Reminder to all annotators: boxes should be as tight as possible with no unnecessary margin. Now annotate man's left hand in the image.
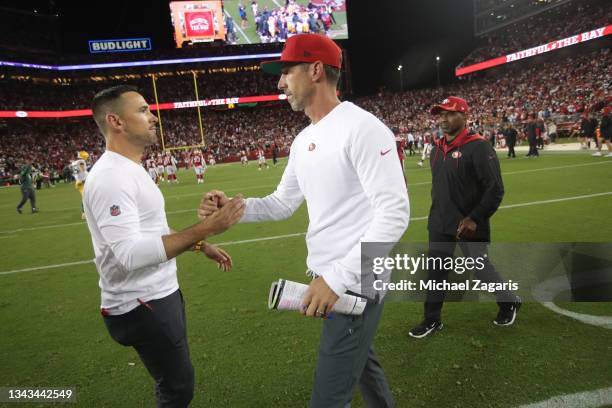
[202,243,233,272]
[301,277,339,318]
[456,217,477,240]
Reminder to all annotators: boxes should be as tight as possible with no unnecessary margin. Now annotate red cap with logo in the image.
[430,96,470,115]
[261,34,342,75]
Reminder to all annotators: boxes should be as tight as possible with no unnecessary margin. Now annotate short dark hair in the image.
[91,85,138,133]
[285,62,341,87]
[323,65,341,87]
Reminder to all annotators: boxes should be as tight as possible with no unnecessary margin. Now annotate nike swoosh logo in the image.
[380,149,392,156]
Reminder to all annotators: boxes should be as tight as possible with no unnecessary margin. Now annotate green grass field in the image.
[1,152,611,407]
[223,0,348,45]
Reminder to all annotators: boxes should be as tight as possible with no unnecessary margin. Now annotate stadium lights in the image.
[398,65,403,90]
[0,53,283,71]
[436,56,441,88]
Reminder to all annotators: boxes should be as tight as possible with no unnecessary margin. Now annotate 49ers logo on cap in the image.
[110,205,121,216]
[308,143,316,151]
[452,151,462,159]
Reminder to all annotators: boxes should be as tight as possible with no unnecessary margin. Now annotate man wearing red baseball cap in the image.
[199,33,408,407]
[408,96,521,339]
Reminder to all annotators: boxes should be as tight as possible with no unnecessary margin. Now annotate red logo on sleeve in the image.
[110,205,121,216]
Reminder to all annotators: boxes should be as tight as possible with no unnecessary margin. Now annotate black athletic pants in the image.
[507,143,515,158]
[424,231,517,322]
[103,290,194,408]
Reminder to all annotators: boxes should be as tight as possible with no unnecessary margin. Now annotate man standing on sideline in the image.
[502,122,517,158]
[16,163,38,214]
[592,108,611,157]
[198,34,409,407]
[85,85,245,408]
[594,107,612,157]
[409,96,521,339]
[524,114,539,157]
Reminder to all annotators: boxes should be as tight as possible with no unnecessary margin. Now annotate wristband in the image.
[193,240,205,252]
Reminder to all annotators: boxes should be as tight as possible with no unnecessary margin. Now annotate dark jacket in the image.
[502,128,517,146]
[580,118,597,137]
[428,128,504,240]
[524,122,537,140]
[600,113,611,138]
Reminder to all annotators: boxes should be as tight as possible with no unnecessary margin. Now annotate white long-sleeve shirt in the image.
[83,151,177,315]
[241,101,410,296]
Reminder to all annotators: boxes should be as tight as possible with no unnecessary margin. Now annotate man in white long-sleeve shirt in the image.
[198,34,409,408]
[85,85,245,408]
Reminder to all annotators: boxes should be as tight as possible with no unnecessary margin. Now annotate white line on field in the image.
[2,191,612,275]
[0,221,86,234]
[533,275,612,329]
[0,259,95,275]
[1,160,605,219]
[515,386,612,408]
[3,188,611,236]
[225,9,252,44]
[500,192,612,209]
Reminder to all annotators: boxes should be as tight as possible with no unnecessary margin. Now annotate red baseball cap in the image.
[430,96,470,115]
[261,34,342,75]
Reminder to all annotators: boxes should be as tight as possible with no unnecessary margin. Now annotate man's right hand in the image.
[198,190,230,220]
[199,194,245,236]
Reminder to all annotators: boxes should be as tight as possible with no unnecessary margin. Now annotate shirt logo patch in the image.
[308,143,316,151]
[380,149,392,156]
[110,205,121,216]
[452,151,462,159]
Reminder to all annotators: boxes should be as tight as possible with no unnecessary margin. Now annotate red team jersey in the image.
[396,139,406,160]
[193,155,203,167]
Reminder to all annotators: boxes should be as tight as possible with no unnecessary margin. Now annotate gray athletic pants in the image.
[310,302,395,408]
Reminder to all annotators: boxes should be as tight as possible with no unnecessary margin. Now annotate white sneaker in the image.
[592,152,603,157]
[605,153,612,157]
[417,161,423,167]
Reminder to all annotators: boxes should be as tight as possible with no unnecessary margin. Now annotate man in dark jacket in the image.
[502,122,517,158]
[524,115,538,157]
[592,107,611,157]
[409,96,521,339]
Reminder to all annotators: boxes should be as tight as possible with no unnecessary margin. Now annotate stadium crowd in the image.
[1,43,610,182]
[462,0,610,66]
[0,69,280,111]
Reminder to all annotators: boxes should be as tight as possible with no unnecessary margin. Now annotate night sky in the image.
[51,0,478,94]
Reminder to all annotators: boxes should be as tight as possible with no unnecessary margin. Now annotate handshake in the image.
[197,190,241,235]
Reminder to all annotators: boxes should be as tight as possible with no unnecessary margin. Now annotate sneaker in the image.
[409,320,443,338]
[31,208,39,214]
[592,152,602,157]
[494,297,522,326]
[605,153,612,158]
[417,161,423,167]
[16,207,22,214]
